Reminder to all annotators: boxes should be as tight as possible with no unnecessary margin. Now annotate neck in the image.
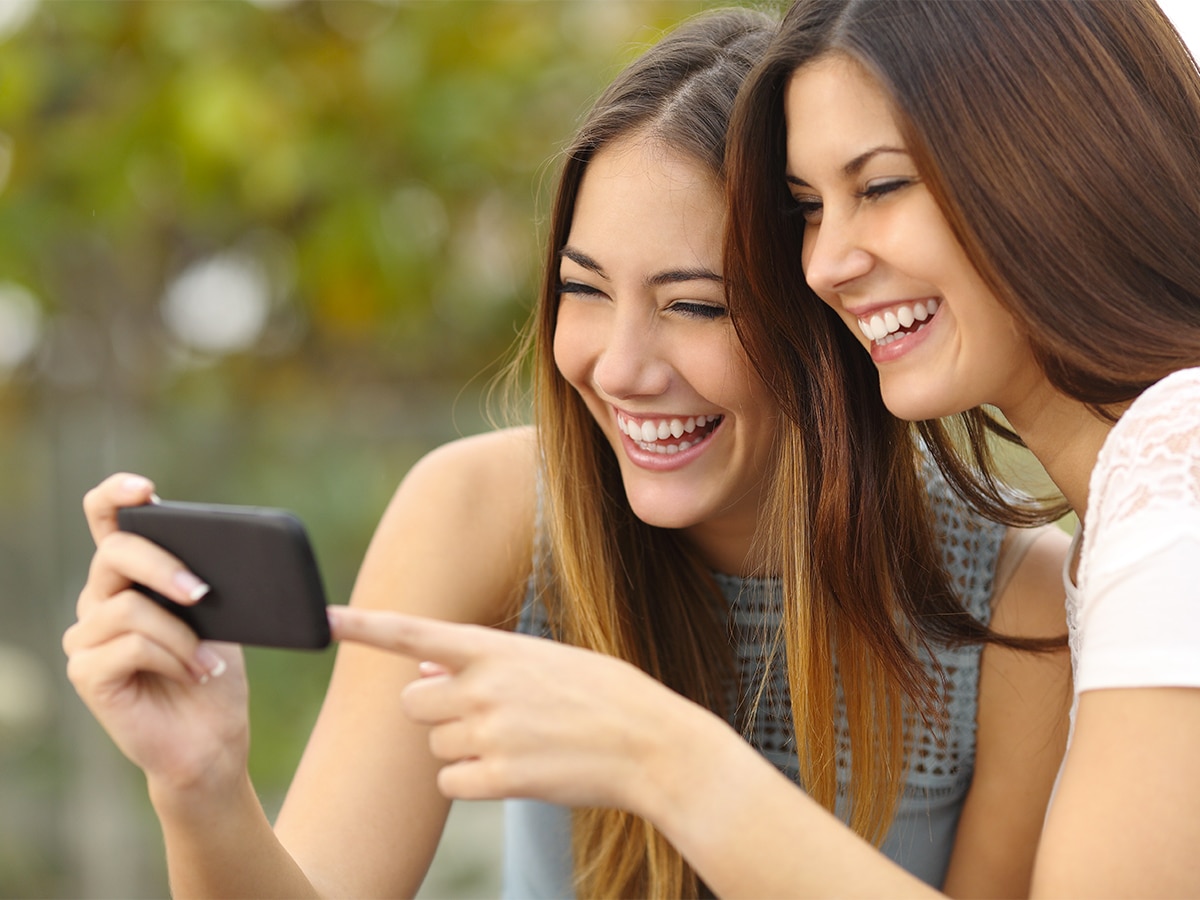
[1000,391,1115,522]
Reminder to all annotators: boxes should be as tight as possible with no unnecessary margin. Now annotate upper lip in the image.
[614,407,719,421]
[843,297,938,318]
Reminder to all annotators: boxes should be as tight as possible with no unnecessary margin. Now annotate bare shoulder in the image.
[402,425,538,509]
[992,524,1071,637]
[352,426,539,626]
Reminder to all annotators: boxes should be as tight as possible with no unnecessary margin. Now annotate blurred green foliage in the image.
[0,1,771,896]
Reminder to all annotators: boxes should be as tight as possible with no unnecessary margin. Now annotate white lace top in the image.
[1066,366,1200,695]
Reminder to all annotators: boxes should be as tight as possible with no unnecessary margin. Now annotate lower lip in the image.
[617,420,722,471]
[868,312,939,364]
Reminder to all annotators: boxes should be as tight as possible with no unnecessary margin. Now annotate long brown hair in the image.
[511,9,778,897]
[727,0,1200,525]
[724,0,1095,851]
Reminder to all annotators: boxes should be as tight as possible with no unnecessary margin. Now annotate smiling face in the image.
[783,54,1044,423]
[552,133,777,573]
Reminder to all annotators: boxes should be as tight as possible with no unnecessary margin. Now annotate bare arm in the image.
[1033,687,1200,897]
[270,427,536,897]
[942,525,1072,898]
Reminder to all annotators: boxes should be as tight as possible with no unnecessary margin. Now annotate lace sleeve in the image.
[1074,367,1200,692]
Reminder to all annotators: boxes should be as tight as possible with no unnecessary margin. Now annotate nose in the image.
[591,309,671,401]
[802,209,874,296]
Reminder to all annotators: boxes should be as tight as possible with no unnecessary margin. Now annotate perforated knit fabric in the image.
[502,458,1004,896]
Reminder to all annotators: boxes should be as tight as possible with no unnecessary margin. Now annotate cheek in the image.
[551,305,590,390]
[710,336,770,414]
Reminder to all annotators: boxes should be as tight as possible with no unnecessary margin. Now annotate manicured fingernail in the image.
[418,661,448,678]
[173,571,210,602]
[194,645,226,683]
[122,475,152,495]
[149,492,162,504]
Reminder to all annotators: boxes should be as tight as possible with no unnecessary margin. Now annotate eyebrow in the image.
[785,145,910,187]
[560,246,723,287]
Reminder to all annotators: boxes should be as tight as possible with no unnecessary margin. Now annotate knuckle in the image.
[64,651,92,690]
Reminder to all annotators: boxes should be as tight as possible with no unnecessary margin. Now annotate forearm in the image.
[642,708,938,899]
[150,772,321,899]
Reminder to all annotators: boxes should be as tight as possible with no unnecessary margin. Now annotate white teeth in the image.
[616,413,720,454]
[856,301,939,344]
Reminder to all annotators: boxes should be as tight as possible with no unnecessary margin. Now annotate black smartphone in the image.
[117,500,330,650]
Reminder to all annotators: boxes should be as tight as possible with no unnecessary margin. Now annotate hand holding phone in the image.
[117,500,330,650]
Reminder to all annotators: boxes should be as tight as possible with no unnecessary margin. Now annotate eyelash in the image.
[557,280,603,298]
[787,178,914,223]
[859,178,911,201]
[557,282,726,321]
[670,301,727,321]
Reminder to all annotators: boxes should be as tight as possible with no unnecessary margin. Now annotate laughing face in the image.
[783,54,1045,424]
[552,133,777,573]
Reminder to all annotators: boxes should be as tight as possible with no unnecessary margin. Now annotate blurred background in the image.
[3,0,1199,897]
[0,0,747,896]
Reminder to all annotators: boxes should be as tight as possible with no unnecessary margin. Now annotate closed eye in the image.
[785,197,823,225]
[557,280,606,299]
[858,178,914,201]
[670,301,727,321]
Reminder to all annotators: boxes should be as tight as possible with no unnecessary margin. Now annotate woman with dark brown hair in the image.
[65,6,1070,898]
[713,0,1200,894]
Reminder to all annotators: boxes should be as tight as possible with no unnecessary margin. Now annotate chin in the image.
[879,381,962,423]
[626,497,702,531]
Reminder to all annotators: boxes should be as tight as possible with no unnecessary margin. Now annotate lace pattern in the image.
[1070,366,1200,689]
[1080,367,1200,582]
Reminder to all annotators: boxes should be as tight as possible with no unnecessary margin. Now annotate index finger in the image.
[328,607,487,671]
[82,473,158,545]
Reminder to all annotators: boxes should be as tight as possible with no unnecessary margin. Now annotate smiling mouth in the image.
[616,412,724,455]
[856,299,939,346]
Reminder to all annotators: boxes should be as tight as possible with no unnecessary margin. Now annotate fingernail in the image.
[418,661,448,678]
[173,571,211,602]
[122,475,152,495]
[194,645,227,683]
[149,492,162,504]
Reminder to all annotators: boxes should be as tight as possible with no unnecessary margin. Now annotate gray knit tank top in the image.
[501,459,1004,896]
